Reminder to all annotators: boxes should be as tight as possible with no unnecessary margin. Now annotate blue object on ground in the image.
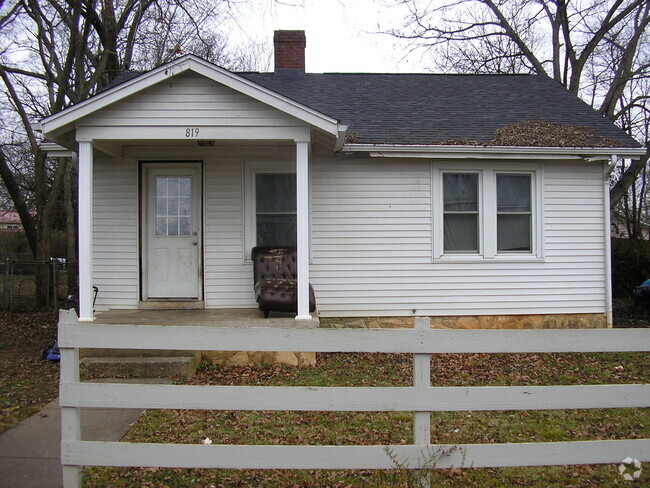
[41,339,60,362]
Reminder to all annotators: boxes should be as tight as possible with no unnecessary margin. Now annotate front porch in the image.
[94,308,320,328]
[39,56,346,323]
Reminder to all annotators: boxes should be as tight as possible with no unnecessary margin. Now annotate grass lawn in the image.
[0,311,59,433]
[83,350,650,487]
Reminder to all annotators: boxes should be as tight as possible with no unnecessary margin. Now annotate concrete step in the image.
[82,348,198,358]
[80,356,199,378]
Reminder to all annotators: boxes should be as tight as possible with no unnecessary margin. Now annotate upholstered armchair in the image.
[251,246,316,318]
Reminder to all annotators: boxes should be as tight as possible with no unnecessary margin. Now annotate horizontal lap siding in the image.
[79,72,300,129]
[93,158,139,310]
[203,159,256,308]
[310,159,606,317]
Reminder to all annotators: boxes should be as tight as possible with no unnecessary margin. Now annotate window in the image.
[443,173,479,252]
[255,173,296,247]
[433,164,541,260]
[154,176,192,236]
[497,174,531,252]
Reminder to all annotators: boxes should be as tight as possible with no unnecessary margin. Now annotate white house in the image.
[40,31,646,329]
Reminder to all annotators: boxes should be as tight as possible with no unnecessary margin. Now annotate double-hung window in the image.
[496,174,532,252]
[434,165,541,260]
[443,173,480,253]
[244,161,300,258]
[255,173,297,247]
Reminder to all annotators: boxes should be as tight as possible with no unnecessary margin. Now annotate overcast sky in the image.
[229,0,425,73]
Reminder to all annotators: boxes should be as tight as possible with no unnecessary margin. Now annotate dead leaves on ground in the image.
[0,311,59,433]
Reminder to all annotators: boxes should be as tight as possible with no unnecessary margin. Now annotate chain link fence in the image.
[0,260,78,312]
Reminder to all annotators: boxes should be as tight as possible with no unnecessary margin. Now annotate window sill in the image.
[434,254,545,264]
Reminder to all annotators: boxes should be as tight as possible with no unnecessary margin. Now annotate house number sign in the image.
[185,128,200,137]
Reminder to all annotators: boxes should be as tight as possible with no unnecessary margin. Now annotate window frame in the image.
[244,160,310,262]
[432,162,543,262]
[442,171,482,254]
[496,172,533,254]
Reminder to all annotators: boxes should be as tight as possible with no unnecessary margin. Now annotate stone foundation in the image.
[202,350,316,367]
[202,313,606,367]
[320,313,607,330]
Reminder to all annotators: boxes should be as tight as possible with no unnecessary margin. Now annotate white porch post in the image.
[295,139,311,320]
[77,140,94,321]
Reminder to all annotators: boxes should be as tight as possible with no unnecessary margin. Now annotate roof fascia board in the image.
[41,55,340,137]
[343,144,647,160]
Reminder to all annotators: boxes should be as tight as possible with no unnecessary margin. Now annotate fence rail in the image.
[58,310,650,487]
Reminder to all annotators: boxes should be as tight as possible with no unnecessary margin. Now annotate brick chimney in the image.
[274,30,306,75]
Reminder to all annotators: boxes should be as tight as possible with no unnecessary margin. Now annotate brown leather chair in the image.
[252,246,316,318]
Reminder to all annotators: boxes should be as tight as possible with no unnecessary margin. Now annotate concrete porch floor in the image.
[93,308,320,328]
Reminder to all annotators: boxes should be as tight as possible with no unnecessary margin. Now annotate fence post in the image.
[8,261,13,313]
[59,311,82,488]
[52,261,58,310]
[3,260,8,310]
[413,317,431,486]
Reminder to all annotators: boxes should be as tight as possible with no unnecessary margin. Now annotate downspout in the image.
[604,155,617,328]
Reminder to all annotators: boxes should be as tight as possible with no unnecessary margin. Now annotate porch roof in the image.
[39,55,344,150]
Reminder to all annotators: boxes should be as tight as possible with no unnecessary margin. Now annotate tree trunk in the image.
[610,153,650,210]
[64,159,78,297]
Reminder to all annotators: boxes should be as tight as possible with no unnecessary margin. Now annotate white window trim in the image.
[432,161,544,262]
[243,160,311,262]
[440,170,483,255]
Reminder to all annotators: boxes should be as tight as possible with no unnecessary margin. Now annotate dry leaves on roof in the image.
[343,130,362,143]
[429,121,627,147]
[490,120,626,147]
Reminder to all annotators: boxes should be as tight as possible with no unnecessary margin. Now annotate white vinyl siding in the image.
[78,72,303,132]
[203,157,256,308]
[91,150,606,318]
[93,157,139,311]
[309,158,606,317]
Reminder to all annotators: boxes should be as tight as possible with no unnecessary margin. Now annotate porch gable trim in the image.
[41,55,341,138]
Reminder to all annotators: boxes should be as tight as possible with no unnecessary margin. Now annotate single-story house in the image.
[40,30,646,329]
[0,210,22,232]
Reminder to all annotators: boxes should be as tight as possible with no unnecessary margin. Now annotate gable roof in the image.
[41,55,644,155]
[239,72,641,148]
[39,55,342,141]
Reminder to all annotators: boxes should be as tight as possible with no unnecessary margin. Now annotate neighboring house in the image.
[0,210,23,232]
[39,30,646,329]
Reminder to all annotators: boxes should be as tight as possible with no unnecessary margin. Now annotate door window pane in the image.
[255,173,297,246]
[154,176,192,236]
[443,174,479,252]
[497,174,531,252]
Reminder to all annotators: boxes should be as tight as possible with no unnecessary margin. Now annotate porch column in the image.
[295,139,311,320]
[77,140,94,321]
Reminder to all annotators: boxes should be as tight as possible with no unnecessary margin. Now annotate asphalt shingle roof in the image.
[104,68,640,147]
[240,72,640,147]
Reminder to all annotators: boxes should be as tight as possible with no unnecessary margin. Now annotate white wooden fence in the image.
[58,310,650,487]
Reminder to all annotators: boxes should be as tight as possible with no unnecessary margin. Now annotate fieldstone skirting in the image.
[202,350,316,367]
[202,313,606,367]
[320,313,607,330]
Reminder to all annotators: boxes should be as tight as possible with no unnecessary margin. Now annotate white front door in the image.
[145,164,202,299]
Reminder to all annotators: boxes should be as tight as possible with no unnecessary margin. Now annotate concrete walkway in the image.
[0,398,144,488]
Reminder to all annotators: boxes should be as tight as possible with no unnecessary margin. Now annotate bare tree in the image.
[0,0,262,306]
[387,0,650,210]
